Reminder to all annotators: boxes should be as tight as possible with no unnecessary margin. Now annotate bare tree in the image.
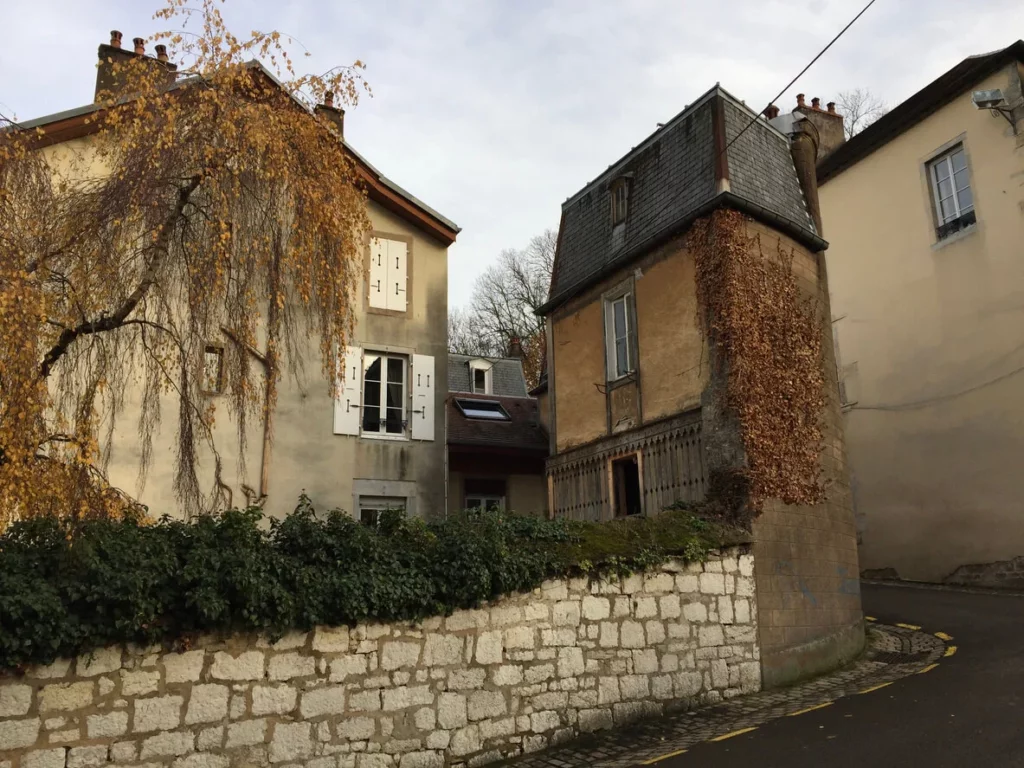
[836,89,889,139]
[447,230,555,389]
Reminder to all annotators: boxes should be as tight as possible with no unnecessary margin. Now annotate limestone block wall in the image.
[0,548,758,768]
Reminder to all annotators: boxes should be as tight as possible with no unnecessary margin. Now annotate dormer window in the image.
[467,358,493,395]
[610,178,631,226]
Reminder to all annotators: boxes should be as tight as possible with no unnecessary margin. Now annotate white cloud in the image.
[4,0,1023,306]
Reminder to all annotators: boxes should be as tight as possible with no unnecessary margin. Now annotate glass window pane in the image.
[386,380,403,410]
[937,177,953,201]
[956,185,974,213]
[203,348,223,393]
[940,197,958,223]
[950,149,966,172]
[616,337,629,377]
[385,407,403,434]
[613,298,627,339]
[387,357,404,385]
[474,369,486,392]
[362,381,380,431]
[953,167,970,192]
[932,158,950,182]
[364,356,381,382]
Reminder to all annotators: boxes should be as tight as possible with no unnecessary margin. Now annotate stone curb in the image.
[501,622,949,768]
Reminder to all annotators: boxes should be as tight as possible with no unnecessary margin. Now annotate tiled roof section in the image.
[819,40,1024,183]
[550,97,715,304]
[448,354,529,397]
[545,85,820,310]
[446,395,549,453]
[723,99,814,233]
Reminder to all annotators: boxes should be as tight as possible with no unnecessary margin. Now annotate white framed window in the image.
[362,353,407,438]
[466,495,504,512]
[202,345,225,394]
[928,145,975,239]
[368,237,408,312]
[467,359,493,394]
[358,495,406,526]
[604,292,635,380]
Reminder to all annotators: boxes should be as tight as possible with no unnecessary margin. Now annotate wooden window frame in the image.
[360,352,409,440]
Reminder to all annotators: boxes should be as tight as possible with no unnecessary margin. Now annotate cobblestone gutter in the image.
[0,547,758,768]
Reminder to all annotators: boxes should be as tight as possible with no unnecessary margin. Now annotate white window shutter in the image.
[334,346,363,435]
[387,240,408,312]
[368,239,387,309]
[411,353,435,441]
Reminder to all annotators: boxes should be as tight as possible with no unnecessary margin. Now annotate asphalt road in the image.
[667,582,1024,767]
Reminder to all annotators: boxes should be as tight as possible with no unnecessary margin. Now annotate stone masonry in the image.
[0,548,759,768]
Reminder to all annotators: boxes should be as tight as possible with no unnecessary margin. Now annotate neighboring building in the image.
[817,41,1024,586]
[446,354,548,515]
[537,85,862,686]
[23,33,459,520]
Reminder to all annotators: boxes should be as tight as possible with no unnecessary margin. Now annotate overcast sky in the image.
[3,1,1023,307]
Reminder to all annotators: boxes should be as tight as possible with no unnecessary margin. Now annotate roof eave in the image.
[537,191,827,317]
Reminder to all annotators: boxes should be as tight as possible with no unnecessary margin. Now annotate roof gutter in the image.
[536,192,827,317]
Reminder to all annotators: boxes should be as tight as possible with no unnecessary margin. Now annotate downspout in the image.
[444,393,449,519]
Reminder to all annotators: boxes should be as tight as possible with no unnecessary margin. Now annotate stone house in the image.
[445,354,548,515]
[19,32,459,520]
[537,85,862,686]
[816,40,1024,586]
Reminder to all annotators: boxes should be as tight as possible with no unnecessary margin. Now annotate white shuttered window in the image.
[369,237,408,312]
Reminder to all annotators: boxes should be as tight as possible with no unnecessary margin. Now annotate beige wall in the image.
[102,199,450,520]
[549,235,708,453]
[820,65,1024,581]
[447,471,547,516]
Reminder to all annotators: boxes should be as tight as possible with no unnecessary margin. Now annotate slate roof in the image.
[448,354,529,398]
[446,395,548,453]
[541,85,823,313]
[819,40,1024,183]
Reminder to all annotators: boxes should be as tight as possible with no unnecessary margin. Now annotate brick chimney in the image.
[763,104,781,120]
[796,95,846,160]
[315,91,345,139]
[506,336,524,360]
[95,30,177,102]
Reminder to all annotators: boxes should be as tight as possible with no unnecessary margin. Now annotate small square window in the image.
[928,145,976,240]
[610,178,630,226]
[202,345,224,394]
[358,495,406,526]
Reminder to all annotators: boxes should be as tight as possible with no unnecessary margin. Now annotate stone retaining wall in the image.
[0,548,759,768]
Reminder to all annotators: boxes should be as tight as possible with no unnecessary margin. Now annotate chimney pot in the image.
[110,30,123,48]
[155,44,168,62]
[764,104,780,120]
[827,101,836,114]
[796,93,806,108]
[133,37,145,55]
[324,90,335,108]
[811,97,821,110]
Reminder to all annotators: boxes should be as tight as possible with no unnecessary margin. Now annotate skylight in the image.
[455,398,511,421]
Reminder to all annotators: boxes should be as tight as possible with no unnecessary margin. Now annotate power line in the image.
[721,0,881,157]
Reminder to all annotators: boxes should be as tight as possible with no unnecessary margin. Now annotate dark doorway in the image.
[612,454,642,517]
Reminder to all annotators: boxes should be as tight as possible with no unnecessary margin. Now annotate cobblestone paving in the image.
[502,623,946,768]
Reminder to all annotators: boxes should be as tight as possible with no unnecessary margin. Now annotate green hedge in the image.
[0,496,744,671]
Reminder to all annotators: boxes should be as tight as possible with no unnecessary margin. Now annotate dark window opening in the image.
[612,455,642,517]
[473,368,488,393]
[360,509,379,527]
[202,345,224,394]
[455,398,510,421]
[610,178,630,226]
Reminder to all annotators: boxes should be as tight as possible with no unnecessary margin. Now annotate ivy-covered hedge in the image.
[0,496,745,671]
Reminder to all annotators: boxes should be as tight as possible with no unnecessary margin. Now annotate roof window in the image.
[455,398,511,421]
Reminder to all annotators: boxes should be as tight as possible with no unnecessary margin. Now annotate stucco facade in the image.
[819,51,1024,584]
[26,51,458,522]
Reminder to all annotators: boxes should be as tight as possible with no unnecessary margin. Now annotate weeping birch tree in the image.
[0,0,370,522]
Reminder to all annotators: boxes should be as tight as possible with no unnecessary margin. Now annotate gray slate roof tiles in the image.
[447,354,529,398]
[546,86,819,310]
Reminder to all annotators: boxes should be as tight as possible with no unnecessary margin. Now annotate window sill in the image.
[932,223,978,251]
[606,372,638,391]
[360,432,409,442]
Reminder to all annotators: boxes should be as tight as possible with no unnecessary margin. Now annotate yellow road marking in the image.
[787,702,833,716]
[944,645,958,657]
[858,682,893,694]
[865,616,877,622]
[934,631,954,641]
[640,748,688,764]
[918,663,939,674]
[709,727,758,742]
[895,623,922,630]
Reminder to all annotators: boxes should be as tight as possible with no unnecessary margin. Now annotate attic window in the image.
[467,359,493,394]
[610,178,631,226]
[455,399,510,421]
